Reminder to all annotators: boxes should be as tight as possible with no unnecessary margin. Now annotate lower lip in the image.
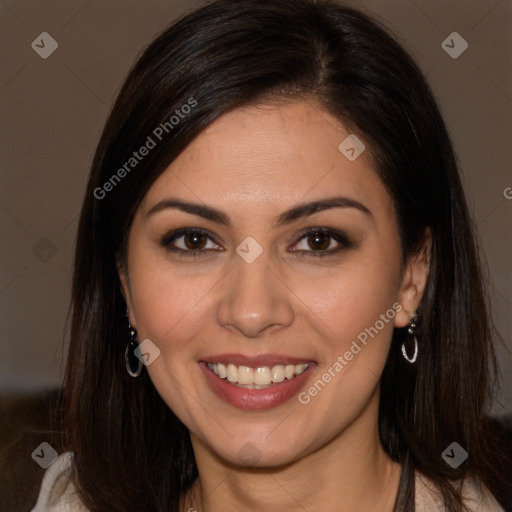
[199,362,315,410]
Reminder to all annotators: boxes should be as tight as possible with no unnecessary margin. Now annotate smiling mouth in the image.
[206,362,310,388]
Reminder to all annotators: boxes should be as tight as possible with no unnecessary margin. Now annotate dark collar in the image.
[393,452,415,512]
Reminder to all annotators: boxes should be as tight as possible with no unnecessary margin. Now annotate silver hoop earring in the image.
[125,311,143,377]
[401,315,419,364]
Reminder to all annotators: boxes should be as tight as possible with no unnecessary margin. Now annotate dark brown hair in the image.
[61,1,507,510]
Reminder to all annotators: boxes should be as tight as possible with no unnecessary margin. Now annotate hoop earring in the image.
[125,311,143,377]
[401,315,419,364]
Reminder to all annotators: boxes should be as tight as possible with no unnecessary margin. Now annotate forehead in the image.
[140,100,392,219]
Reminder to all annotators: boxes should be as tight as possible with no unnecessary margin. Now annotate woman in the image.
[31,0,509,510]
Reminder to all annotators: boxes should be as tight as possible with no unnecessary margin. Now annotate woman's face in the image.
[120,100,422,467]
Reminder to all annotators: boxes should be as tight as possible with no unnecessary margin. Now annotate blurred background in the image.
[0,0,511,415]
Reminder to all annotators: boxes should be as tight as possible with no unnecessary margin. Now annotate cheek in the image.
[129,237,218,353]
[126,252,219,426]
[295,255,401,346]
[294,265,399,424]
[128,254,217,355]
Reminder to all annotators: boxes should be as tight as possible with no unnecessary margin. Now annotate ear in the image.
[395,229,432,328]
[117,256,137,328]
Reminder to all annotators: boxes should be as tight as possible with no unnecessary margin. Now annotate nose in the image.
[216,251,295,339]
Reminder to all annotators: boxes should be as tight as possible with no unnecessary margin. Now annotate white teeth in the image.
[254,366,272,386]
[206,362,310,386]
[238,365,254,385]
[227,363,238,383]
[217,363,227,378]
[295,363,308,374]
[271,365,285,383]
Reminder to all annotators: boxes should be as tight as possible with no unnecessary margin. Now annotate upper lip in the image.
[201,353,315,367]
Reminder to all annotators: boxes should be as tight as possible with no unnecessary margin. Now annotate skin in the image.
[119,99,430,511]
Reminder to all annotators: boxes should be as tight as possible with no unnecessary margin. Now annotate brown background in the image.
[0,0,511,415]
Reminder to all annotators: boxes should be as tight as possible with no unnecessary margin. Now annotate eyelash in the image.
[160,227,352,259]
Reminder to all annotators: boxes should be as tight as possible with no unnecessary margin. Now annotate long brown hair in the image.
[61,1,508,510]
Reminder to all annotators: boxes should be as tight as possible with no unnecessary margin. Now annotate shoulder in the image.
[31,452,89,512]
[415,471,506,512]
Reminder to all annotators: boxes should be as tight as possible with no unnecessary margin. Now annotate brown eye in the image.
[161,229,222,254]
[292,228,352,258]
[307,231,331,251]
[184,232,207,250]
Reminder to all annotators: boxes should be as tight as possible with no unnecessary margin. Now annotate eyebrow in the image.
[145,196,373,227]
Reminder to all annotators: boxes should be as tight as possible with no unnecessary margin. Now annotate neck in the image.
[182,391,401,512]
